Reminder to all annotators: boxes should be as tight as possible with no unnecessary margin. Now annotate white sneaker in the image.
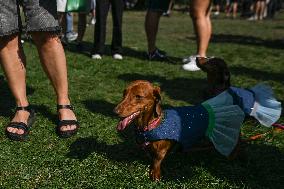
[214,11,220,16]
[247,16,256,21]
[66,31,78,42]
[182,55,200,63]
[91,17,96,25]
[92,54,102,60]
[113,53,123,60]
[182,55,201,71]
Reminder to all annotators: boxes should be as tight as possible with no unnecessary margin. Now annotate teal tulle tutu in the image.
[249,84,282,127]
[201,83,281,156]
[202,91,245,156]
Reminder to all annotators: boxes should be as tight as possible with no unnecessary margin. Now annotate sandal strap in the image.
[7,122,29,132]
[58,119,79,126]
[16,106,32,113]
[57,105,74,111]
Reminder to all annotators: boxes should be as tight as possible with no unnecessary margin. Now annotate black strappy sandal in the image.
[56,105,79,138]
[5,106,36,141]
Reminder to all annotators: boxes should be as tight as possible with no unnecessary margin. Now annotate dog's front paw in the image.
[149,169,161,181]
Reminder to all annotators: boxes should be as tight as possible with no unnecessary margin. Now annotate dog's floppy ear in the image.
[153,86,162,117]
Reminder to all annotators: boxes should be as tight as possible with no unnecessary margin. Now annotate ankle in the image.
[16,100,29,107]
[57,97,71,105]
[148,47,156,54]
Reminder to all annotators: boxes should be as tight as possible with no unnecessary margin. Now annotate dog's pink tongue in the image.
[117,117,130,131]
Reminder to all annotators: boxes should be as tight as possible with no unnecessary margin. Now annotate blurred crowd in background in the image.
[19,0,283,61]
[125,0,282,19]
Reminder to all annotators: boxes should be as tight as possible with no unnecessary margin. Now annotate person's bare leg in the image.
[190,0,211,57]
[225,1,231,17]
[145,11,162,53]
[233,2,238,18]
[259,1,265,20]
[167,0,174,15]
[31,32,77,132]
[92,8,96,18]
[216,4,220,13]
[0,34,29,135]
[255,1,261,19]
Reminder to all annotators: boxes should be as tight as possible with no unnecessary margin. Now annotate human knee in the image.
[31,32,60,45]
[190,10,205,20]
[0,34,18,49]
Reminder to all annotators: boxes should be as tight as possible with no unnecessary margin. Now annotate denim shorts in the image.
[0,0,60,37]
[146,0,171,12]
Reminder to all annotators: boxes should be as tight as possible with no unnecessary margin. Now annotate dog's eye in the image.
[135,95,143,100]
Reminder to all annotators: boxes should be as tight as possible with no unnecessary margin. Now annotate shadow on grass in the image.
[162,143,284,188]
[273,25,284,29]
[83,99,116,118]
[64,42,181,64]
[117,73,207,104]
[205,144,284,189]
[67,125,149,164]
[0,75,35,117]
[186,34,284,49]
[33,104,57,124]
[67,133,284,188]
[230,65,283,83]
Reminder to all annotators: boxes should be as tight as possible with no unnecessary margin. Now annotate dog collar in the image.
[144,116,162,131]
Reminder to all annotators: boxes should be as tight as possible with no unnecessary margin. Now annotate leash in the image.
[243,122,284,141]
[272,123,284,130]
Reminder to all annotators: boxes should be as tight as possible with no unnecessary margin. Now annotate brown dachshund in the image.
[114,80,174,181]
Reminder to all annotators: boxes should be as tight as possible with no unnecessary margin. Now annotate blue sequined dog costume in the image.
[136,84,282,156]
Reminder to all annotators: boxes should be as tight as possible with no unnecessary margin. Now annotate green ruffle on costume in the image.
[202,91,245,157]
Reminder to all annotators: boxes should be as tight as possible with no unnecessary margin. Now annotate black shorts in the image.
[146,0,171,12]
[0,0,60,37]
[213,0,221,5]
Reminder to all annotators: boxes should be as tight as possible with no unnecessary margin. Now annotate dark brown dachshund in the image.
[197,57,231,98]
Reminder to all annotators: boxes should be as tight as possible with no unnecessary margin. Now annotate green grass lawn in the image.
[0,10,284,188]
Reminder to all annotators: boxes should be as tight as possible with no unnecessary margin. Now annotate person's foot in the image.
[92,54,102,60]
[113,53,123,60]
[214,11,220,16]
[182,54,200,63]
[6,110,31,135]
[162,11,170,17]
[148,48,167,61]
[91,17,96,25]
[182,55,201,71]
[66,31,78,42]
[58,107,78,132]
[247,16,256,21]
